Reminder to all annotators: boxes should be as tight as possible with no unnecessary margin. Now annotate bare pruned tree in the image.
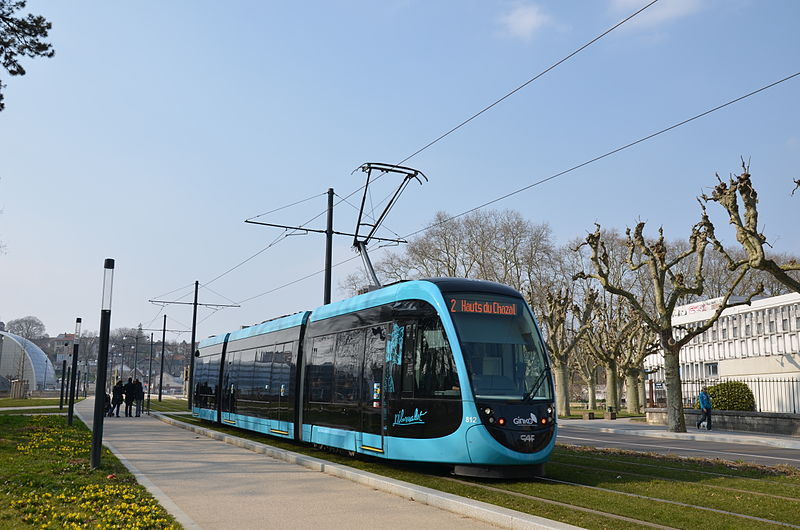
[537,287,595,417]
[618,321,658,413]
[700,161,800,294]
[575,220,761,432]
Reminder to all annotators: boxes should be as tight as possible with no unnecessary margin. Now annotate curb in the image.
[155,413,580,530]
[565,424,800,450]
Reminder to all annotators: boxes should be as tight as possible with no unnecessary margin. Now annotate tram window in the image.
[194,357,208,406]
[403,317,460,399]
[333,330,365,403]
[254,345,274,398]
[309,335,335,402]
[237,349,256,400]
[205,354,220,408]
[271,342,292,397]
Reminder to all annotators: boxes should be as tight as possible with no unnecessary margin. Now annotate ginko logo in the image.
[513,413,538,425]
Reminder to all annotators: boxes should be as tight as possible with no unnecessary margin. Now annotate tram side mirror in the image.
[194,350,200,357]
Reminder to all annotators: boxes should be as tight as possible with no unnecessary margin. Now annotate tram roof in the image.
[199,311,310,348]
[198,278,525,348]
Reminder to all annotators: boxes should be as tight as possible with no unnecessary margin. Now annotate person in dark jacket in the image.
[123,377,135,417]
[111,381,124,417]
[105,392,113,417]
[697,387,712,430]
[133,379,144,417]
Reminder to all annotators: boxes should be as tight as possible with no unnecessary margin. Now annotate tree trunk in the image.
[588,369,597,409]
[625,369,640,413]
[663,347,686,432]
[554,362,570,417]
[605,360,618,411]
[638,367,646,412]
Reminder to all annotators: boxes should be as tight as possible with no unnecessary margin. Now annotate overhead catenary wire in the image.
[152,0,660,304]
[245,191,328,222]
[399,70,800,240]
[232,70,800,305]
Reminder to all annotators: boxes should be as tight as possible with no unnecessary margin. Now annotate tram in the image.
[192,278,556,477]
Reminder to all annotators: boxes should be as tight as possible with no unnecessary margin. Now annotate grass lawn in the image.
[0,408,67,415]
[0,397,85,408]
[0,415,179,529]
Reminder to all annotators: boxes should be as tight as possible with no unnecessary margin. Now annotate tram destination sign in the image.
[448,297,518,316]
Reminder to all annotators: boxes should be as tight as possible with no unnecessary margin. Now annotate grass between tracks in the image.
[0,415,179,529]
[169,414,800,530]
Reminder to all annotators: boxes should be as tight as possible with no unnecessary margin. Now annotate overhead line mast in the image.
[148,280,240,410]
[246,164,425,303]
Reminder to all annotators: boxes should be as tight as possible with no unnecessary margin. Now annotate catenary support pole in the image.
[147,332,153,414]
[324,187,333,305]
[188,280,198,410]
[158,314,166,402]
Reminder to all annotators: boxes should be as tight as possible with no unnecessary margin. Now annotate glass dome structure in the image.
[0,331,57,391]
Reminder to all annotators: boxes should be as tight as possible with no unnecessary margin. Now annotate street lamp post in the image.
[133,335,139,379]
[67,318,81,426]
[91,258,115,469]
[147,333,153,414]
[118,336,127,383]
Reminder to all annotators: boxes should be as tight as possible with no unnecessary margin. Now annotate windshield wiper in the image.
[523,367,550,402]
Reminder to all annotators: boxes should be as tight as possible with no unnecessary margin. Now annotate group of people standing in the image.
[108,377,145,417]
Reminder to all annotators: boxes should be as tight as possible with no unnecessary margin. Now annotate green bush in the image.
[705,381,756,411]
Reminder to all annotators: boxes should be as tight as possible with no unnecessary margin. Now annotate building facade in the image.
[644,292,800,412]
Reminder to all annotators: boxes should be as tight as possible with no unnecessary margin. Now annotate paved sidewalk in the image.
[559,417,800,449]
[73,398,577,530]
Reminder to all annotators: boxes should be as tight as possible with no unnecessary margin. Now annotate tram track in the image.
[553,449,800,492]
[550,446,800,502]
[535,475,800,529]
[444,470,800,529]
[441,476,676,530]
[550,457,800,502]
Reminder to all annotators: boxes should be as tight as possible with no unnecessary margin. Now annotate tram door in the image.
[360,325,387,452]
[221,352,239,425]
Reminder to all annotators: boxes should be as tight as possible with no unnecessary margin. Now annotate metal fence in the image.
[649,377,800,414]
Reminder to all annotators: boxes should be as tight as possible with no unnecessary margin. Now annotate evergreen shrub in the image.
[706,381,756,411]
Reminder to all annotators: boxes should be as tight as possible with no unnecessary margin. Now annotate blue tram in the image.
[192,278,556,477]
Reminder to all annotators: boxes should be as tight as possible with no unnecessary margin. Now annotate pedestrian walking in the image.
[123,377,135,417]
[111,381,124,417]
[104,392,113,417]
[697,387,713,431]
[133,378,144,417]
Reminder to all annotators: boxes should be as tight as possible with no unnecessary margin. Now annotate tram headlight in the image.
[497,417,506,426]
[547,407,553,415]
[483,407,493,416]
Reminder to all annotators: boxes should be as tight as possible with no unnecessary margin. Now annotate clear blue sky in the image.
[1,0,798,341]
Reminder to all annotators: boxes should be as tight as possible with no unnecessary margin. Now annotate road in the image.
[557,422,800,468]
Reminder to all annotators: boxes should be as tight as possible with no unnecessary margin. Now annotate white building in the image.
[645,292,800,413]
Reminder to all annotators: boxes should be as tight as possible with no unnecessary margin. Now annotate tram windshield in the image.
[447,293,552,401]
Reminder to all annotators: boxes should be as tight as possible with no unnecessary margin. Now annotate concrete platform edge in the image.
[155,413,580,530]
